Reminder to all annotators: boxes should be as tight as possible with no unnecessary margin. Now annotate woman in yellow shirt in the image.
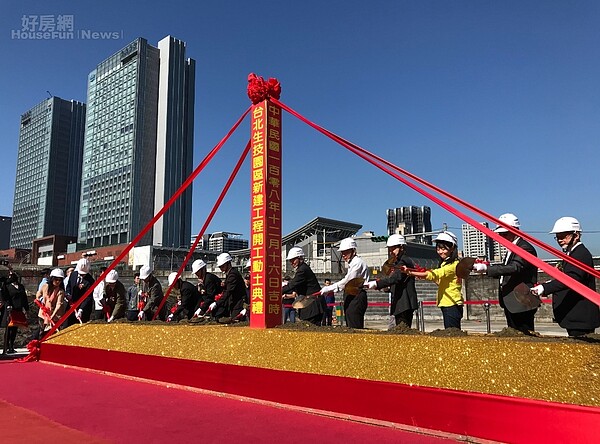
[401,231,464,329]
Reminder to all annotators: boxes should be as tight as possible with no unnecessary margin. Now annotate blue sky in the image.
[1,1,599,257]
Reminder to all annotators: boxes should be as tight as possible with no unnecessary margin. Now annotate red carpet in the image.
[0,360,453,443]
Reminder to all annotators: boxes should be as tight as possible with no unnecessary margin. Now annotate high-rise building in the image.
[208,232,249,253]
[462,222,495,259]
[10,97,86,249]
[386,206,432,244]
[78,36,195,249]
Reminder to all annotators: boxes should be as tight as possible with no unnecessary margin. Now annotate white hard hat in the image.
[105,270,119,283]
[50,268,65,279]
[286,246,305,260]
[338,238,357,252]
[550,216,581,234]
[434,231,458,246]
[192,259,206,274]
[216,252,233,267]
[75,258,90,275]
[386,234,406,247]
[167,272,179,287]
[494,213,520,233]
[139,265,152,280]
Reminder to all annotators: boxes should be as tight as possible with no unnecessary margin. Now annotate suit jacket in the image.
[486,237,538,309]
[173,281,201,320]
[142,275,169,320]
[282,262,324,320]
[215,267,246,318]
[543,243,600,330]
[66,271,95,312]
[375,255,418,315]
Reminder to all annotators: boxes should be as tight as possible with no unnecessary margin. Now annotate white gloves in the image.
[75,309,83,322]
[208,302,217,312]
[320,284,336,295]
[138,310,145,320]
[239,308,247,317]
[365,281,377,290]
[167,314,174,322]
[531,285,544,296]
[472,263,488,273]
[107,316,114,323]
[193,308,203,317]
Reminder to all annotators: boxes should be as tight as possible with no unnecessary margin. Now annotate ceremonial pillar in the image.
[249,98,282,328]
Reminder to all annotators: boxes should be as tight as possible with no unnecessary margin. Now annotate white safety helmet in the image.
[216,252,233,267]
[550,217,581,234]
[338,238,357,252]
[494,213,520,233]
[167,272,179,287]
[50,268,65,279]
[191,259,206,274]
[434,231,458,246]
[105,270,119,283]
[386,234,406,247]
[139,265,152,280]
[286,246,305,261]
[75,258,91,275]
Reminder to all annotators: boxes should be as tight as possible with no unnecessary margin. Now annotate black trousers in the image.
[394,309,415,328]
[344,290,368,329]
[504,307,536,332]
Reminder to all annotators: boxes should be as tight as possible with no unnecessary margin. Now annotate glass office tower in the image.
[78,36,195,248]
[10,97,86,249]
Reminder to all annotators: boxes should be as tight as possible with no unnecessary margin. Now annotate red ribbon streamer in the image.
[270,98,600,308]
[39,107,251,342]
[152,140,251,320]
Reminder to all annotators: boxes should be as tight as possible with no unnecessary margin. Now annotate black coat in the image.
[375,255,418,316]
[214,267,246,318]
[543,243,600,331]
[173,281,201,320]
[1,281,29,328]
[486,237,538,309]
[281,262,324,321]
[66,271,95,312]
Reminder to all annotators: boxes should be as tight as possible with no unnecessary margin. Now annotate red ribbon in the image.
[17,340,41,363]
[270,97,600,308]
[39,107,251,341]
[152,141,251,320]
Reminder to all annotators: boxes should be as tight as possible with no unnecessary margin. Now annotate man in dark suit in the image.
[473,213,538,333]
[531,217,600,337]
[167,272,201,321]
[212,253,246,321]
[365,234,418,328]
[282,246,323,325]
[191,259,222,317]
[65,258,95,325]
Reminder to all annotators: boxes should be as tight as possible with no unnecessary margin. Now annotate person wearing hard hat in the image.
[212,253,247,322]
[191,259,222,318]
[138,265,169,321]
[65,258,95,326]
[167,272,202,322]
[38,269,66,332]
[531,217,600,337]
[282,246,324,325]
[365,234,418,328]
[103,270,127,323]
[472,213,539,333]
[401,231,464,329]
[320,238,370,329]
[38,269,66,331]
[91,267,107,320]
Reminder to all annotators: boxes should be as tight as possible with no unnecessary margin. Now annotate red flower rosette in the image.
[17,340,41,363]
[247,73,281,104]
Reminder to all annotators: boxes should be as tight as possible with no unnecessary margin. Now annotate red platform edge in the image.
[40,343,598,443]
